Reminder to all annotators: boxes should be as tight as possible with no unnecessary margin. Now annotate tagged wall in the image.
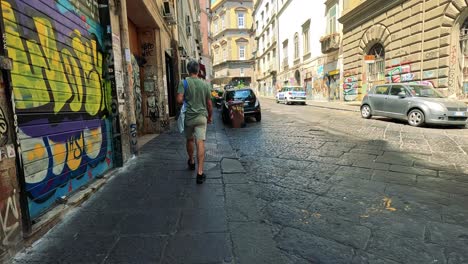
[2,0,113,218]
[0,77,22,262]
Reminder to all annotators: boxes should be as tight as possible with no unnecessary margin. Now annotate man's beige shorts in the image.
[184,116,207,140]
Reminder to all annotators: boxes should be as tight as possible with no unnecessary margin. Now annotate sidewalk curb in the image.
[260,96,360,113]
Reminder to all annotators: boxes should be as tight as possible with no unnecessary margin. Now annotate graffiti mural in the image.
[131,56,143,132]
[385,65,414,84]
[343,75,358,101]
[0,107,7,147]
[2,0,113,218]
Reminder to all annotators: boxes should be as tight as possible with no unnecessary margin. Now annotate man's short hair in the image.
[187,60,199,75]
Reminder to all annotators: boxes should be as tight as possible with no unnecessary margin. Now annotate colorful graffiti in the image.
[131,56,143,132]
[343,76,358,101]
[385,65,414,83]
[2,0,113,218]
[0,107,7,146]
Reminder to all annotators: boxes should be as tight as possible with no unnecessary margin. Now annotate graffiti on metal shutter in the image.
[2,0,113,218]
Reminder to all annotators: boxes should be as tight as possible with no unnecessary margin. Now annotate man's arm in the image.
[176,93,184,105]
[206,98,213,123]
[176,81,184,105]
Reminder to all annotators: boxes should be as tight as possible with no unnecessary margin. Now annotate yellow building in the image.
[211,0,254,87]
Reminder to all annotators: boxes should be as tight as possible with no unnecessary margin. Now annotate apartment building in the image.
[211,0,255,87]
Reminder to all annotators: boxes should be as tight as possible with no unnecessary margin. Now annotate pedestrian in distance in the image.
[177,60,213,184]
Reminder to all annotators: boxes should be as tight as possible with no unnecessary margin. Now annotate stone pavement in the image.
[13,116,285,264]
[229,101,468,264]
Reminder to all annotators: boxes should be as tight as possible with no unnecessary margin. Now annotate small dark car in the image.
[222,88,261,123]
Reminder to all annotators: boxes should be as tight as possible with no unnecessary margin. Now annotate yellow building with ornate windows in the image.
[211,0,254,87]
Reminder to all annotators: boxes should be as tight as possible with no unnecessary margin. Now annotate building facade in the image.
[340,0,468,101]
[320,0,344,101]
[211,0,254,87]
[253,0,278,97]
[199,0,214,82]
[276,0,326,100]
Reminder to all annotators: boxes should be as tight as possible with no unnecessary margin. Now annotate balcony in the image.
[320,33,341,54]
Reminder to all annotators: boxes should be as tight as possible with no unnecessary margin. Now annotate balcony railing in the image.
[320,33,341,54]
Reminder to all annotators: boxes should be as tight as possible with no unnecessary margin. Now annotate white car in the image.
[276,86,307,105]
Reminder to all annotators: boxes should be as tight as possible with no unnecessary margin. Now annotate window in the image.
[214,20,218,33]
[327,5,337,34]
[302,20,310,54]
[294,33,299,59]
[282,40,288,59]
[238,13,245,28]
[375,86,390,95]
[366,43,386,85]
[390,85,405,96]
[239,46,246,60]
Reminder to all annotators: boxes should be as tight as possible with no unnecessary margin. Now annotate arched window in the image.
[294,33,299,59]
[366,43,385,86]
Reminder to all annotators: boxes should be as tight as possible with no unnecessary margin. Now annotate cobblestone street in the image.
[12,100,468,264]
[229,99,468,263]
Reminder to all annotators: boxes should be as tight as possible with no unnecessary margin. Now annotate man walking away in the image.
[177,60,213,184]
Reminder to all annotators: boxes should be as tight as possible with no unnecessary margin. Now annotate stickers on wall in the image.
[125,48,131,62]
[6,144,15,158]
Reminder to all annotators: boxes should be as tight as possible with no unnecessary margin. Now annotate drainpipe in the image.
[118,0,138,155]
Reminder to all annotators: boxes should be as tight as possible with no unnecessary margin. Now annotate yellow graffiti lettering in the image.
[3,2,105,116]
[33,17,72,112]
[61,49,84,112]
[2,2,48,109]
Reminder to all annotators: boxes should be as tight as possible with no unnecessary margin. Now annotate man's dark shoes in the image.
[196,173,206,184]
[188,159,195,170]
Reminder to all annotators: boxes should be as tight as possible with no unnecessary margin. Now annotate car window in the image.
[389,85,405,96]
[226,90,255,101]
[291,87,304,92]
[375,86,390,95]
[406,85,444,98]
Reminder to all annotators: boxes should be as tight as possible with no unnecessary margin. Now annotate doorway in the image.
[165,53,176,117]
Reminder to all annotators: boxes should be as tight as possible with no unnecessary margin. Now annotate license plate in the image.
[454,112,465,116]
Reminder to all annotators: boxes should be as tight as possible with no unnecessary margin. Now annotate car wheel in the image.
[361,105,372,119]
[255,113,262,122]
[302,102,306,105]
[408,109,425,127]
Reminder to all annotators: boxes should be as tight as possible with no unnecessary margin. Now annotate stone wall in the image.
[342,0,468,100]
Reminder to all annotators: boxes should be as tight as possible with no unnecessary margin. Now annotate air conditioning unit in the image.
[162,1,176,25]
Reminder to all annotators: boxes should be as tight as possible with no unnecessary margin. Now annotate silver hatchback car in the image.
[361,84,468,127]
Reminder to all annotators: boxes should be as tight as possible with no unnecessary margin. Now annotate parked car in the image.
[276,86,307,105]
[222,88,261,123]
[361,84,468,127]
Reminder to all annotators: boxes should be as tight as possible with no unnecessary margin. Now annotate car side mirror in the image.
[398,92,406,98]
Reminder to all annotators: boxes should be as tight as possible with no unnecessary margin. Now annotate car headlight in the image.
[426,102,447,113]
